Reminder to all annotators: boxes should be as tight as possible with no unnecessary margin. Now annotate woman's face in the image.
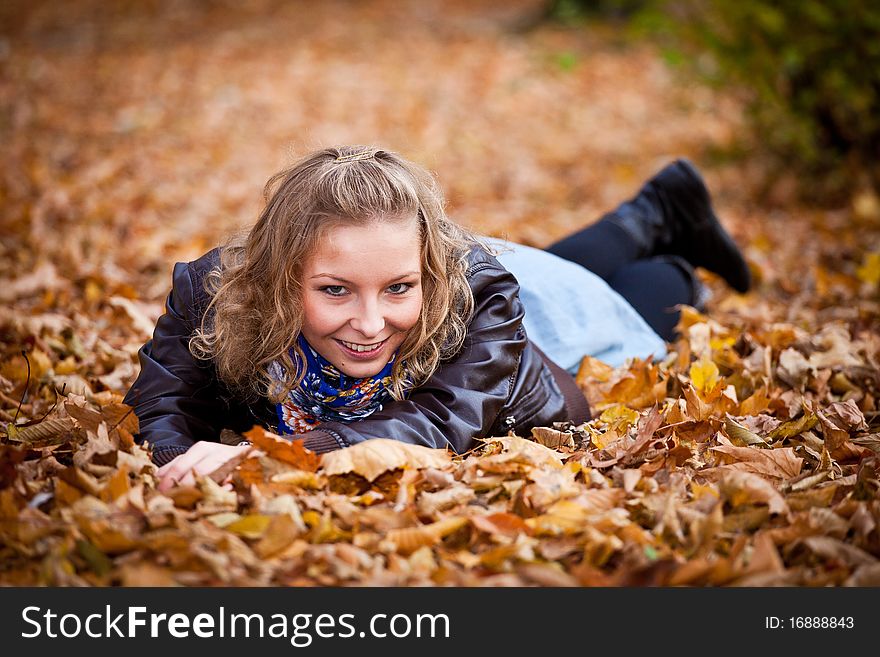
[300,217,423,379]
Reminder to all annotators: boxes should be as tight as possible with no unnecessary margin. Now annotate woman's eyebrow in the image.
[309,271,421,284]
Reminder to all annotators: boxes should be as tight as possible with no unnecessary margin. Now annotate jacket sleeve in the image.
[303,259,526,455]
[123,261,227,465]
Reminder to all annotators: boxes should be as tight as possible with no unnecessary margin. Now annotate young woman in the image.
[123,146,750,489]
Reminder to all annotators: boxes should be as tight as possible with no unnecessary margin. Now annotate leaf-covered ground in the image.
[1,0,879,586]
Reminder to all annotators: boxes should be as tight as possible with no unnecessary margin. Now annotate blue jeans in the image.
[546,220,700,342]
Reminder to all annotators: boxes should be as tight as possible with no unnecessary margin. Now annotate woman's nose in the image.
[350,300,386,338]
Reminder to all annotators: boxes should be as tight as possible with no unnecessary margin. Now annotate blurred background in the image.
[1,0,879,401]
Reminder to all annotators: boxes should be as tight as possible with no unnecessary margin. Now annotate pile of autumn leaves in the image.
[1,306,879,586]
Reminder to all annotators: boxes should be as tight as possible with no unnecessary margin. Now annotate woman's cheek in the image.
[405,293,424,329]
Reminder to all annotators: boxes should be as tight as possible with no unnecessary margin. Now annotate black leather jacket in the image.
[124,245,590,465]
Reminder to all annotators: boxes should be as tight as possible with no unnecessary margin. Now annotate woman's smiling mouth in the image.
[337,338,388,356]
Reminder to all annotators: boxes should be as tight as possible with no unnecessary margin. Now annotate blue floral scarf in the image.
[270,334,405,435]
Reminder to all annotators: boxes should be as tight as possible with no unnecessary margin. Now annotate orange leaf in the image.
[100,465,131,502]
[470,512,531,538]
[243,426,320,472]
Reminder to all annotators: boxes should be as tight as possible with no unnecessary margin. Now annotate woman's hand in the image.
[156,441,252,492]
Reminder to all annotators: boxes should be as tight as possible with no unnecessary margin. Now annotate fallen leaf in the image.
[709,439,803,479]
[244,426,320,472]
[321,439,450,482]
[719,470,789,515]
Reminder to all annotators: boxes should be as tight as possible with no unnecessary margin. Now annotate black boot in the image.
[604,158,752,293]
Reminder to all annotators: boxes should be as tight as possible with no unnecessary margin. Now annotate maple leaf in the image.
[243,426,320,472]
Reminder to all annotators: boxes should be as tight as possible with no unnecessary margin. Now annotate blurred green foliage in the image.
[549,0,880,200]
[547,0,647,24]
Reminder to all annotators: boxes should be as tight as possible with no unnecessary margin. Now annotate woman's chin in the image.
[338,365,384,378]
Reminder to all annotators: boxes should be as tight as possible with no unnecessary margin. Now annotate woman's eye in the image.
[387,283,412,295]
[322,285,347,297]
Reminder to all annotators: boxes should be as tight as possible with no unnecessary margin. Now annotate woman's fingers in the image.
[156,442,253,492]
[158,460,198,491]
[157,445,213,491]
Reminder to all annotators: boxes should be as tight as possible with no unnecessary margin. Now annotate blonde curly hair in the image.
[189,145,479,403]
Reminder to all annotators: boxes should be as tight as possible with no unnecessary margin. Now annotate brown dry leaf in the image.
[823,399,869,432]
[197,475,238,513]
[516,562,579,587]
[6,417,75,447]
[205,445,255,485]
[470,512,532,539]
[99,465,131,502]
[777,348,811,389]
[718,470,789,516]
[807,325,865,369]
[320,439,450,482]
[118,561,178,587]
[100,403,139,435]
[65,401,104,434]
[724,414,767,446]
[107,296,161,337]
[166,486,203,509]
[574,355,616,406]
[709,439,803,479]
[98,360,137,392]
[74,512,142,555]
[58,466,103,497]
[683,384,715,422]
[384,517,468,554]
[786,483,838,510]
[845,564,880,586]
[738,387,772,416]
[270,470,324,490]
[0,263,63,303]
[797,536,877,568]
[618,405,664,462]
[243,426,320,472]
[816,410,863,460]
[416,485,475,517]
[531,426,575,449]
[254,514,303,559]
[480,436,564,469]
[604,359,666,409]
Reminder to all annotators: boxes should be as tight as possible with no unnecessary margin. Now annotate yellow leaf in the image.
[6,417,74,446]
[226,514,272,539]
[856,252,880,287]
[767,413,818,440]
[598,404,640,429]
[690,482,720,502]
[724,415,767,446]
[575,355,615,386]
[690,358,720,394]
[591,426,620,451]
[676,305,710,331]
